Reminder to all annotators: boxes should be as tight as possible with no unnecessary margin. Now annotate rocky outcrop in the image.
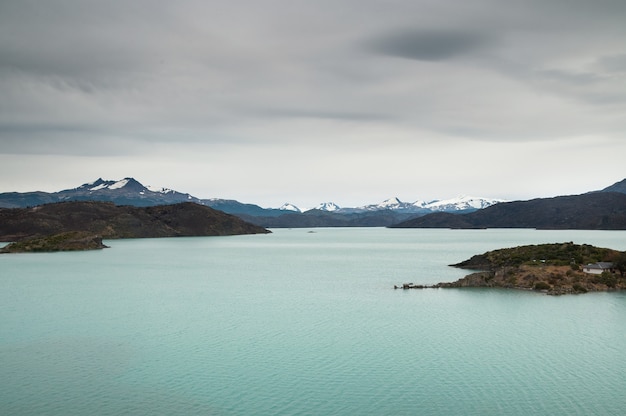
[1,231,109,253]
[437,264,625,295]
[397,243,626,295]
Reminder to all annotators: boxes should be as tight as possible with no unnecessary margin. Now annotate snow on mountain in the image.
[62,177,203,206]
[146,184,176,194]
[107,179,130,190]
[424,196,505,211]
[81,178,139,192]
[355,197,438,213]
[312,202,340,212]
[89,183,109,191]
[345,196,503,213]
[358,197,412,211]
[61,177,504,214]
[411,199,438,209]
[279,203,301,212]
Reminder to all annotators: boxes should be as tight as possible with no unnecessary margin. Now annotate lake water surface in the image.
[2,228,626,415]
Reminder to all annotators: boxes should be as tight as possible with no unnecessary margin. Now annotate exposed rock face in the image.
[1,231,109,253]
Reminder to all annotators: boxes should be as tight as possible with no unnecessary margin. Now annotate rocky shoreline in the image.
[397,242,626,295]
[1,231,109,253]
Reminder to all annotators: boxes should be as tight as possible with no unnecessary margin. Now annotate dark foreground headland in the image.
[0,201,271,253]
[396,242,626,295]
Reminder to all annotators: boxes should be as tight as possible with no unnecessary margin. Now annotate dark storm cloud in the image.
[366,29,491,61]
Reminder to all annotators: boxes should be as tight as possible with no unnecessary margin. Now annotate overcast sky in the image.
[1,0,625,208]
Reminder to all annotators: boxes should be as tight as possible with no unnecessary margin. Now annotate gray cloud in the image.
[366,29,491,61]
[595,54,626,74]
[1,0,625,205]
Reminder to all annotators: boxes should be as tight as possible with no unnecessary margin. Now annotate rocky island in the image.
[398,242,626,295]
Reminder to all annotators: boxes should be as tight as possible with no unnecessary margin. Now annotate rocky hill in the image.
[0,201,270,242]
[399,243,626,295]
[443,242,626,295]
[391,192,626,230]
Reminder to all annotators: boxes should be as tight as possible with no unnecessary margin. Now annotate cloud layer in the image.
[1,0,625,207]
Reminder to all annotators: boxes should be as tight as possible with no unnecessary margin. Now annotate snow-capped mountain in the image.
[356,197,432,212]
[58,177,201,206]
[85,178,181,196]
[0,177,505,222]
[424,195,506,212]
[279,203,301,212]
[312,202,341,212]
[343,196,502,214]
[358,197,412,211]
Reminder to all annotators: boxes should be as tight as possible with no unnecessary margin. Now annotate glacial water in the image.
[2,228,626,415]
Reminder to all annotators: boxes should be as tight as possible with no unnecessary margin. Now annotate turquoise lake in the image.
[2,228,626,415]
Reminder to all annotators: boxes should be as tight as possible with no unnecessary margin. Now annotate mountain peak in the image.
[279,203,301,212]
[313,202,340,212]
[381,197,403,206]
[425,195,506,211]
[358,197,412,211]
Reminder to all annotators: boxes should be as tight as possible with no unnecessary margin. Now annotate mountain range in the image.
[0,177,503,215]
[1,177,625,229]
[391,189,626,230]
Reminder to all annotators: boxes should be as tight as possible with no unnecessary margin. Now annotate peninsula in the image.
[397,242,626,295]
[0,201,270,253]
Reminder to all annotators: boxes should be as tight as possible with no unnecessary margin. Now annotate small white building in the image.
[582,262,614,275]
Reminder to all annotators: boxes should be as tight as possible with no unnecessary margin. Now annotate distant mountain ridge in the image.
[2,177,625,229]
[391,192,626,230]
[600,178,626,194]
[0,177,504,216]
[280,195,505,214]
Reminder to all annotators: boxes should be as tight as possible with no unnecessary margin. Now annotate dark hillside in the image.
[0,201,270,241]
[391,192,626,229]
[601,178,626,194]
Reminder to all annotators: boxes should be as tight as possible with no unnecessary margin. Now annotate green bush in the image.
[592,272,617,288]
[534,281,551,291]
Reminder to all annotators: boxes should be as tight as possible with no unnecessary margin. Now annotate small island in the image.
[397,242,626,295]
[0,231,109,253]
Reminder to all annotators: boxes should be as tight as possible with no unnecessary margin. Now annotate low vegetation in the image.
[0,231,108,253]
[442,242,626,295]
